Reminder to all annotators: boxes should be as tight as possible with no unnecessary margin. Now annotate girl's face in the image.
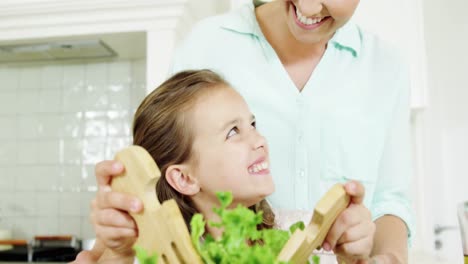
[188,86,274,207]
[281,0,359,44]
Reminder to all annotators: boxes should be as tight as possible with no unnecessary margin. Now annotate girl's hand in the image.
[90,160,143,258]
[322,181,376,263]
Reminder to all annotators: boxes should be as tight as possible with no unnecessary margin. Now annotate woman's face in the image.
[281,0,360,44]
[188,86,274,207]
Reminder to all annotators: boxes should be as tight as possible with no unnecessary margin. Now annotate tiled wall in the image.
[0,59,146,240]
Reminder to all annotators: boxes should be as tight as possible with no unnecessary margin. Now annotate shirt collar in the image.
[220,2,261,36]
[329,20,362,57]
[220,3,361,57]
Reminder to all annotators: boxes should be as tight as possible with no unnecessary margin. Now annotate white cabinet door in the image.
[420,0,468,262]
[355,0,468,262]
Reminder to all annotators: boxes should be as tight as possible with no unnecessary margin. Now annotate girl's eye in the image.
[251,121,256,128]
[226,127,239,139]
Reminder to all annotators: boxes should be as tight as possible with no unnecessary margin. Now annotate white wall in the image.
[353,0,427,109]
[0,59,146,239]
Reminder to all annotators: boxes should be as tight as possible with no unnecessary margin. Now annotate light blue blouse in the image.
[170,3,414,239]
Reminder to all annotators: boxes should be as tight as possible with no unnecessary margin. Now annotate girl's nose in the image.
[250,130,267,150]
[295,0,323,17]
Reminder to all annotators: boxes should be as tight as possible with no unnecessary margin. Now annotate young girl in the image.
[79,70,374,263]
[133,69,275,235]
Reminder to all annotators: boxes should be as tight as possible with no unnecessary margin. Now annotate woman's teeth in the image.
[248,161,269,173]
[296,8,323,26]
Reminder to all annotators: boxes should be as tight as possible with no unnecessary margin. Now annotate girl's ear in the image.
[165,164,200,195]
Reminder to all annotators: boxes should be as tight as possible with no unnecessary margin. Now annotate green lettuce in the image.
[134,192,319,264]
[189,192,314,264]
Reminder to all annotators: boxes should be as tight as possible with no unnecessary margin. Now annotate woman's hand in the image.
[71,239,106,264]
[72,248,99,263]
[90,160,143,258]
[322,181,376,263]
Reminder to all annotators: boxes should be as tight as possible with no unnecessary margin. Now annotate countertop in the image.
[0,251,455,264]
[409,250,455,264]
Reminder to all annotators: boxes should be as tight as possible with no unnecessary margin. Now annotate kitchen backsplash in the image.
[0,59,146,240]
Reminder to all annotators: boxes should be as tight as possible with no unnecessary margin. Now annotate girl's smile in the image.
[247,157,270,175]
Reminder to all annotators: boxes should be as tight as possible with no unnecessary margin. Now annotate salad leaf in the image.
[134,245,158,264]
[289,221,305,234]
[191,213,206,252]
[312,255,321,264]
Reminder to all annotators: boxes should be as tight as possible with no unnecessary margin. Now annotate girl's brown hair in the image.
[132,70,274,231]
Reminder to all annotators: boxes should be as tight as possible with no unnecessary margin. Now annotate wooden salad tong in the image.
[111,145,202,264]
[277,184,350,263]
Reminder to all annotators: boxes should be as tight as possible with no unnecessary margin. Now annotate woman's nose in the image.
[296,0,323,16]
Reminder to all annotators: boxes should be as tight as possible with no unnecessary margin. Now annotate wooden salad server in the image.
[111,145,202,264]
[277,184,350,264]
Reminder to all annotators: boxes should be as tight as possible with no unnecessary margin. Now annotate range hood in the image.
[0,39,116,63]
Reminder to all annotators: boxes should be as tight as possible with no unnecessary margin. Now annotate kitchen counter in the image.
[409,250,454,264]
[0,251,455,264]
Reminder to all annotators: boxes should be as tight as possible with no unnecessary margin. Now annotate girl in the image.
[78,70,374,263]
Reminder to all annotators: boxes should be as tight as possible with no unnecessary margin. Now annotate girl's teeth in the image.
[249,162,269,173]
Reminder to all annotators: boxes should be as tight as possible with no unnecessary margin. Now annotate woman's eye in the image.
[226,127,239,139]
[251,121,256,128]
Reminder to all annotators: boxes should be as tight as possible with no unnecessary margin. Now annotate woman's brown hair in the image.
[132,69,274,231]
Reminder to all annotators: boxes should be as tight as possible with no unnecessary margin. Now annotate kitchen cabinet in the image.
[0,0,229,91]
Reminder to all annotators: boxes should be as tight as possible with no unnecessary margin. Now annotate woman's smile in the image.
[290,1,331,30]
